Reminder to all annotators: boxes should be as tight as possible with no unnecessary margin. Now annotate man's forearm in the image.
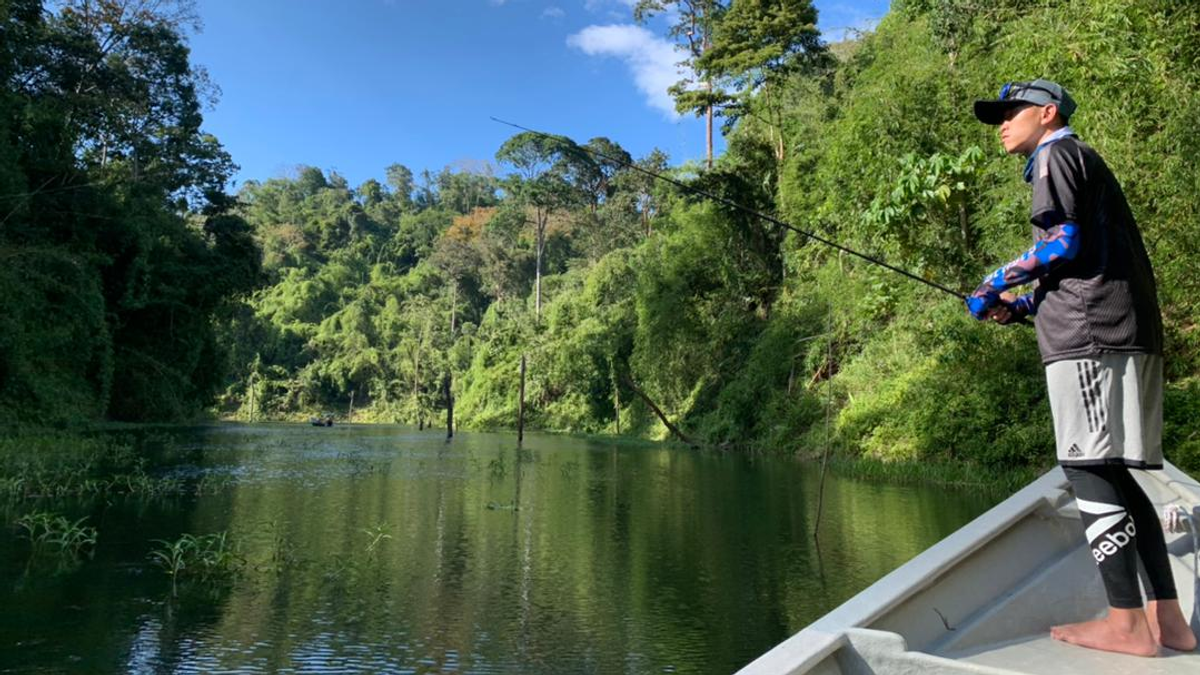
[977,222,1080,295]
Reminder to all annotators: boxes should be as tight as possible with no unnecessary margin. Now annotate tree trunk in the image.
[450,279,458,337]
[348,389,354,423]
[704,23,713,169]
[535,210,546,319]
[620,373,695,446]
[706,103,714,169]
[769,87,785,164]
[518,354,527,445]
[444,371,454,440]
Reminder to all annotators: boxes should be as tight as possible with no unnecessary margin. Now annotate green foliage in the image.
[862,146,987,285]
[0,0,262,425]
[696,0,829,150]
[832,300,1052,470]
[1164,378,1200,475]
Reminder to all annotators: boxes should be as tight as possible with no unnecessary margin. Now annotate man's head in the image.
[974,80,1076,155]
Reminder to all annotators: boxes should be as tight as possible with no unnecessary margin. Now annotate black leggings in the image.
[1064,465,1177,609]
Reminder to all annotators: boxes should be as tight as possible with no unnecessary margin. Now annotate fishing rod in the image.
[490,117,968,301]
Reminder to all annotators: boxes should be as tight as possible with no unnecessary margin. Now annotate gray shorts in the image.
[1045,353,1163,469]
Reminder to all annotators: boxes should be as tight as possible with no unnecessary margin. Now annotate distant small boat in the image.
[309,414,334,427]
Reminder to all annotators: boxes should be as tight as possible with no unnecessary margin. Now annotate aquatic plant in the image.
[559,461,579,480]
[193,473,236,496]
[362,523,393,554]
[0,434,191,499]
[324,552,353,582]
[150,531,244,593]
[488,456,507,480]
[16,511,98,559]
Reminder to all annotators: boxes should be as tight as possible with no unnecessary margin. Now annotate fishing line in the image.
[813,306,835,543]
[490,117,968,301]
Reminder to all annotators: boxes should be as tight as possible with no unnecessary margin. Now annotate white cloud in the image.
[567,24,684,119]
[542,6,565,19]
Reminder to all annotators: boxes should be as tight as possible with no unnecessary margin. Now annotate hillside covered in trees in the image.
[4,0,1198,476]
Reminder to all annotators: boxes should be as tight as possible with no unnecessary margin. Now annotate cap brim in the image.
[974,100,1023,125]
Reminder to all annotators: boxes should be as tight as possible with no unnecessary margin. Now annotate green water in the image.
[1,424,1000,674]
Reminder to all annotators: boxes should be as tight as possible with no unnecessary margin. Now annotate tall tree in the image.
[623,149,669,237]
[698,0,828,163]
[385,163,415,211]
[565,137,632,214]
[436,165,499,215]
[495,131,581,318]
[634,0,729,168]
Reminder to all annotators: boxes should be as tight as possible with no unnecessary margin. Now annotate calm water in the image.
[1,424,1000,674]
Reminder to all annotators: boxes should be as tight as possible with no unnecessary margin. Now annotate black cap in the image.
[974,79,1077,125]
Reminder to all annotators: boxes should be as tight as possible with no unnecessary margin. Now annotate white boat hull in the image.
[738,464,1200,674]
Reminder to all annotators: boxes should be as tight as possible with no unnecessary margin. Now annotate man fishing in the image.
[966,79,1196,656]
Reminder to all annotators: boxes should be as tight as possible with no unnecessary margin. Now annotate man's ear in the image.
[1041,103,1063,127]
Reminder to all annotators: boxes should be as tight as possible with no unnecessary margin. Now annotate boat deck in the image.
[738,464,1200,674]
[952,634,1200,674]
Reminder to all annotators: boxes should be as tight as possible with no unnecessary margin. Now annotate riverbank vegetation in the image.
[3,0,1198,479]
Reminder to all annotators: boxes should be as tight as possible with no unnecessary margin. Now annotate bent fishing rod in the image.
[490,117,968,302]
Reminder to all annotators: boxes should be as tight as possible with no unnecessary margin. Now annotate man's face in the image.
[999,103,1050,155]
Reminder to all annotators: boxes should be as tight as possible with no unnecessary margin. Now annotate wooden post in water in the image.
[247,373,255,423]
[614,380,621,436]
[445,371,454,440]
[348,390,355,423]
[517,354,527,445]
[611,359,621,435]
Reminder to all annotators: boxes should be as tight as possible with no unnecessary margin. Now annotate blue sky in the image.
[187,0,889,190]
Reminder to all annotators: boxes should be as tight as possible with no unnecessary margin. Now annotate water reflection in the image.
[0,424,998,674]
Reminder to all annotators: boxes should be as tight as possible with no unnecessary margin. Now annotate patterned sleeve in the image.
[975,223,1081,295]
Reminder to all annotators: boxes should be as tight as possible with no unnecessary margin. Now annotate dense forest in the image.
[3,0,1198,476]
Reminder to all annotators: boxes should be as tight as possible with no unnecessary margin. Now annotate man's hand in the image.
[987,292,1026,325]
[965,289,999,320]
[987,291,1016,322]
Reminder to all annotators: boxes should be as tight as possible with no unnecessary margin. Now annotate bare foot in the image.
[1051,607,1159,657]
[1147,599,1198,651]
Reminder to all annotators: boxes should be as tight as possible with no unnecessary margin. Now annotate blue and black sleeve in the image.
[966,223,1081,320]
